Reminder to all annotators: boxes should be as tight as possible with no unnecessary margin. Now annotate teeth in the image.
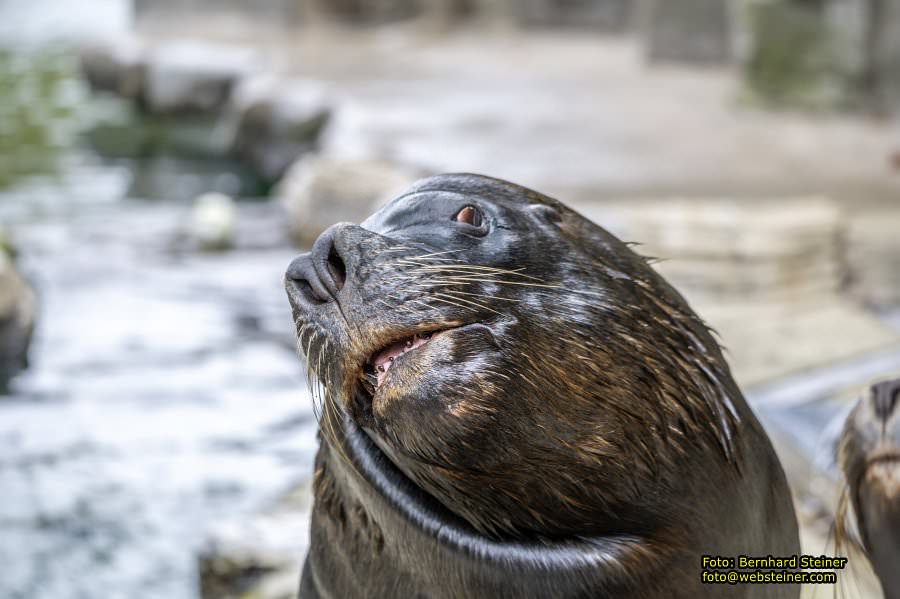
[368,330,438,389]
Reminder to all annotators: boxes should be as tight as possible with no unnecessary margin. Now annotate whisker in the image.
[410,249,465,260]
[428,296,479,313]
[305,332,315,363]
[409,264,544,281]
[396,256,461,265]
[430,291,501,315]
[416,276,563,289]
[376,299,397,311]
[405,298,438,313]
[440,289,520,302]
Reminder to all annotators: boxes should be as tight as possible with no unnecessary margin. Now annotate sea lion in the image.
[284,173,800,598]
[838,378,900,599]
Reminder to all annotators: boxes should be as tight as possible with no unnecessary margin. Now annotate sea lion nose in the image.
[871,379,900,422]
[285,227,348,304]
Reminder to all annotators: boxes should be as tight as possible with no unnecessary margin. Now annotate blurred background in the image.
[0,1,898,598]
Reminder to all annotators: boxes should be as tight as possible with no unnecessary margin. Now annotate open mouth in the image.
[360,328,451,394]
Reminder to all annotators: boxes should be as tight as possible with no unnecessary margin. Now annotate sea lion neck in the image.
[320,409,672,595]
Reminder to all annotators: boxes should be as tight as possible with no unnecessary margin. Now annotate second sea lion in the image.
[838,377,900,599]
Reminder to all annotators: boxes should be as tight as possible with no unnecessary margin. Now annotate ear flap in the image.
[529,203,563,225]
[530,203,587,241]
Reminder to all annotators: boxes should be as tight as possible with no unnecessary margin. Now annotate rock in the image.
[278,156,424,247]
[845,212,900,308]
[228,76,333,182]
[190,193,237,251]
[641,0,734,64]
[0,242,36,391]
[198,482,311,599]
[79,39,263,117]
[78,37,146,99]
[143,41,260,116]
[515,0,634,31]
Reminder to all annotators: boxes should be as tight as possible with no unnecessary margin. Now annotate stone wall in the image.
[129,1,900,111]
[640,0,734,64]
[134,0,302,38]
[865,0,900,111]
[134,0,640,30]
[515,0,634,31]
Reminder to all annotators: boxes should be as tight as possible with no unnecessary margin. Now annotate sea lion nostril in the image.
[327,245,346,291]
[871,379,900,421]
[310,228,347,298]
[285,253,332,304]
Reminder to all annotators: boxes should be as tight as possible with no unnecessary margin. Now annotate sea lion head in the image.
[838,377,900,596]
[285,173,742,539]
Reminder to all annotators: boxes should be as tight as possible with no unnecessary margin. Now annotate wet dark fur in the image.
[285,174,800,598]
[837,378,900,599]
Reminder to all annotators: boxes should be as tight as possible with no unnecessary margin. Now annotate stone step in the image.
[610,197,842,260]
[572,197,898,386]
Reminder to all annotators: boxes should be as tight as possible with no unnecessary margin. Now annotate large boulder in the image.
[198,483,311,599]
[278,157,425,247]
[142,41,260,116]
[0,244,36,391]
[78,36,146,99]
[228,76,333,183]
[79,39,263,116]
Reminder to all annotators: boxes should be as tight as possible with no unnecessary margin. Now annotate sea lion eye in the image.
[454,205,483,227]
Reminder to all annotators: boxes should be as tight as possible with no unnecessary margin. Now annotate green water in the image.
[0,49,86,189]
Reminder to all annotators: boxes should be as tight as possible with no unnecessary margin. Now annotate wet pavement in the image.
[0,152,315,599]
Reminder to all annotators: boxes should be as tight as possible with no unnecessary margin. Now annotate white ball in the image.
[191,192,236,251]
